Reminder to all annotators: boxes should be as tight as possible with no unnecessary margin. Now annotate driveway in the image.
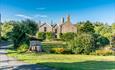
[0,41,55,70]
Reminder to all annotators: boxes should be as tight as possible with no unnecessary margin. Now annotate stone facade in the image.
[39,23,53,32]
[38,15,77,38]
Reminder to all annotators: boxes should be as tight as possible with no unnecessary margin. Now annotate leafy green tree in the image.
[94,24,112,40]
[112,23,115,34]
[67,33,95,54]
[93,33,110,49]
[21,19,38,35]
[80,21,95,33]
[1,21,14,40]
[8,19,38,49]
[36,32,46,40]
[111,23,115,47]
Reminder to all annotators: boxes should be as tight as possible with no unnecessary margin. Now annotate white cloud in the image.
[34,14,48,18]
[15,14,32,19]
[36,8,45,10]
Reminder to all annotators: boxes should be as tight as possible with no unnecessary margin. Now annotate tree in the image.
[1,21,14,40]
[92,33,109,49]
[111,23,115,47]
[112,23,115,34]
[67,33,95,54]
[80,21,95,33]
[8,19,38,49]
[94,24,112,40]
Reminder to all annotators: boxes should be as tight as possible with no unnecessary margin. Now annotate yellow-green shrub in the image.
[95,49,115,56]
[18,44,29,53]
[50,48,64,54]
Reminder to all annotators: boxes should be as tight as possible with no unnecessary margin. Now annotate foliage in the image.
[42,42,66,53]
[67,33,95,54]
[111,34,115,47]
[93,33,110,48]
[93,49,114,56]
[80,21,95,33]
[1,21,14,40]
[17,43,29,53]
[94,24,112,40]
[21,19,38,35]
[50,48,64,54]
[36,32,46,40]
[8,19,38,49]
[60,32,76,41]
[46,32,53,40]
[112,23,115,34]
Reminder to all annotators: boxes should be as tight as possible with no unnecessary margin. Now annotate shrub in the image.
[50,48,65,54]
[60,32,76,41]
[46,32,53,40]
[94,49,115,56]
[18,43,29,53]
[42,43,67,53]
[62,49,73,54]
[67,33,95,54]
[36,32,46,40]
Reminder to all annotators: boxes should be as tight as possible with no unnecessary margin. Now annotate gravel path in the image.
[0,42,55,70]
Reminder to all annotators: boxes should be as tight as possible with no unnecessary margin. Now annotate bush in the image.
[46,32,53,40]
[50,48,65,54]
[42,43,67,53]
[94,49,115,56]
[67,33,95,54]
[36,32,46,40]
[60,32,76,41]
[18,43,29,53]
[62,49,73,54]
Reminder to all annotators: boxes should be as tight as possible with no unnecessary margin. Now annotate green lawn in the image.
[7,50,115,70]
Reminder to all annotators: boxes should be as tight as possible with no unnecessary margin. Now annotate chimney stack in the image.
[67,15,70,23]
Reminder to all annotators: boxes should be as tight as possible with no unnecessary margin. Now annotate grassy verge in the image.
[7,49,115,70]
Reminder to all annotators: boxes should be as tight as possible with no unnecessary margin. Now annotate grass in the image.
[7,49,115,70]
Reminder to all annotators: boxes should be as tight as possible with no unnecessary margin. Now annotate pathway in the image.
[0,42,55,70]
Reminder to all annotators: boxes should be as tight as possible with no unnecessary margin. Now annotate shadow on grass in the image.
[12,64,55,70]
[37,61,115,70]
[10,61,115,70]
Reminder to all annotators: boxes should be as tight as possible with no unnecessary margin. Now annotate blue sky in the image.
[0,0,115,24]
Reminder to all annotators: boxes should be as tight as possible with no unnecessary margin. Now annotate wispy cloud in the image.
[36,8,45,10]
[15,14,32,19]
[34,14,48,18]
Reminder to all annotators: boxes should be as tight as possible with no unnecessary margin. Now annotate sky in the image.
[0,0,115,24]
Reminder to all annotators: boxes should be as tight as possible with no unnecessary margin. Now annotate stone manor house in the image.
[38,15,77,38]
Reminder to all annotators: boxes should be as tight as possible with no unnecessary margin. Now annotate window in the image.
[44,27,47,32]
[55,29,57,33]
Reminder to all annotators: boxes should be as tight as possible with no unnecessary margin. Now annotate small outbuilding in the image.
[28,37,42,52]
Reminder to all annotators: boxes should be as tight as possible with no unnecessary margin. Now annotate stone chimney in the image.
[67,15,70,23]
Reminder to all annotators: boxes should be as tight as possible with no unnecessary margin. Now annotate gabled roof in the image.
[53,24,60,28]
[39,23,52,28]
